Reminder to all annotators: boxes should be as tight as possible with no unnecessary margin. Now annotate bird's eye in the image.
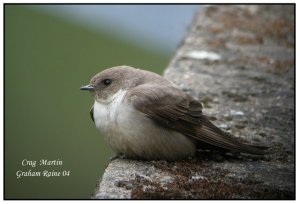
[101,79,112,86]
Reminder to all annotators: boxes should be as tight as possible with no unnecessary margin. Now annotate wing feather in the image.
[90,105,94,123]
[128,84,267,155]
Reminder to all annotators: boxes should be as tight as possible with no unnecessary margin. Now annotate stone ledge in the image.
[94,5,295,199]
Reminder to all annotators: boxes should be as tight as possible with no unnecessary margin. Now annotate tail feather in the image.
[194,117,269,155]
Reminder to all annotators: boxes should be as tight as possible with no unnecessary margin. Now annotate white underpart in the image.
[93,89,195,160]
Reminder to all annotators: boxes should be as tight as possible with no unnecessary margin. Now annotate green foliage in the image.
[5,5,169,199]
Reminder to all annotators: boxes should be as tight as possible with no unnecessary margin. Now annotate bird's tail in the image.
[195,116,270,155]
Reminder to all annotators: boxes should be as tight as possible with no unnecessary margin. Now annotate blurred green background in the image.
[4,5,170,199]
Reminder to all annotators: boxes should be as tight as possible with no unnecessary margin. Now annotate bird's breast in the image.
[93,90,195,160]
[93,89,127,134]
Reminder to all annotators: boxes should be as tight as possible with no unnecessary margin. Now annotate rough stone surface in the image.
[94,159,174,199]
[94,5,295,199]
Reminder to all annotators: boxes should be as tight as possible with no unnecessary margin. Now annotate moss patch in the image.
[129,158,294,199]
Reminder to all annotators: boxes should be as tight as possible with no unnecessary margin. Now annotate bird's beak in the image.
[80,85,95,91]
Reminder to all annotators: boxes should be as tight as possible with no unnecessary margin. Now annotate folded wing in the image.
[128,84,267,155]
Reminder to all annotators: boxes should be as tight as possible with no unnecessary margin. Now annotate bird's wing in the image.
[90,105,94,123]
[127,84,267,155]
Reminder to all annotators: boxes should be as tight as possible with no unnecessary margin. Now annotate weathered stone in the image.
[94,5,294,199]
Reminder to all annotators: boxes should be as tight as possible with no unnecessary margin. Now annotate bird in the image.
[80,65,268,161]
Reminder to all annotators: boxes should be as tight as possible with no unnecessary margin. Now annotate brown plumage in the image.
[128,83,267,155]
[81,66,268,160]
